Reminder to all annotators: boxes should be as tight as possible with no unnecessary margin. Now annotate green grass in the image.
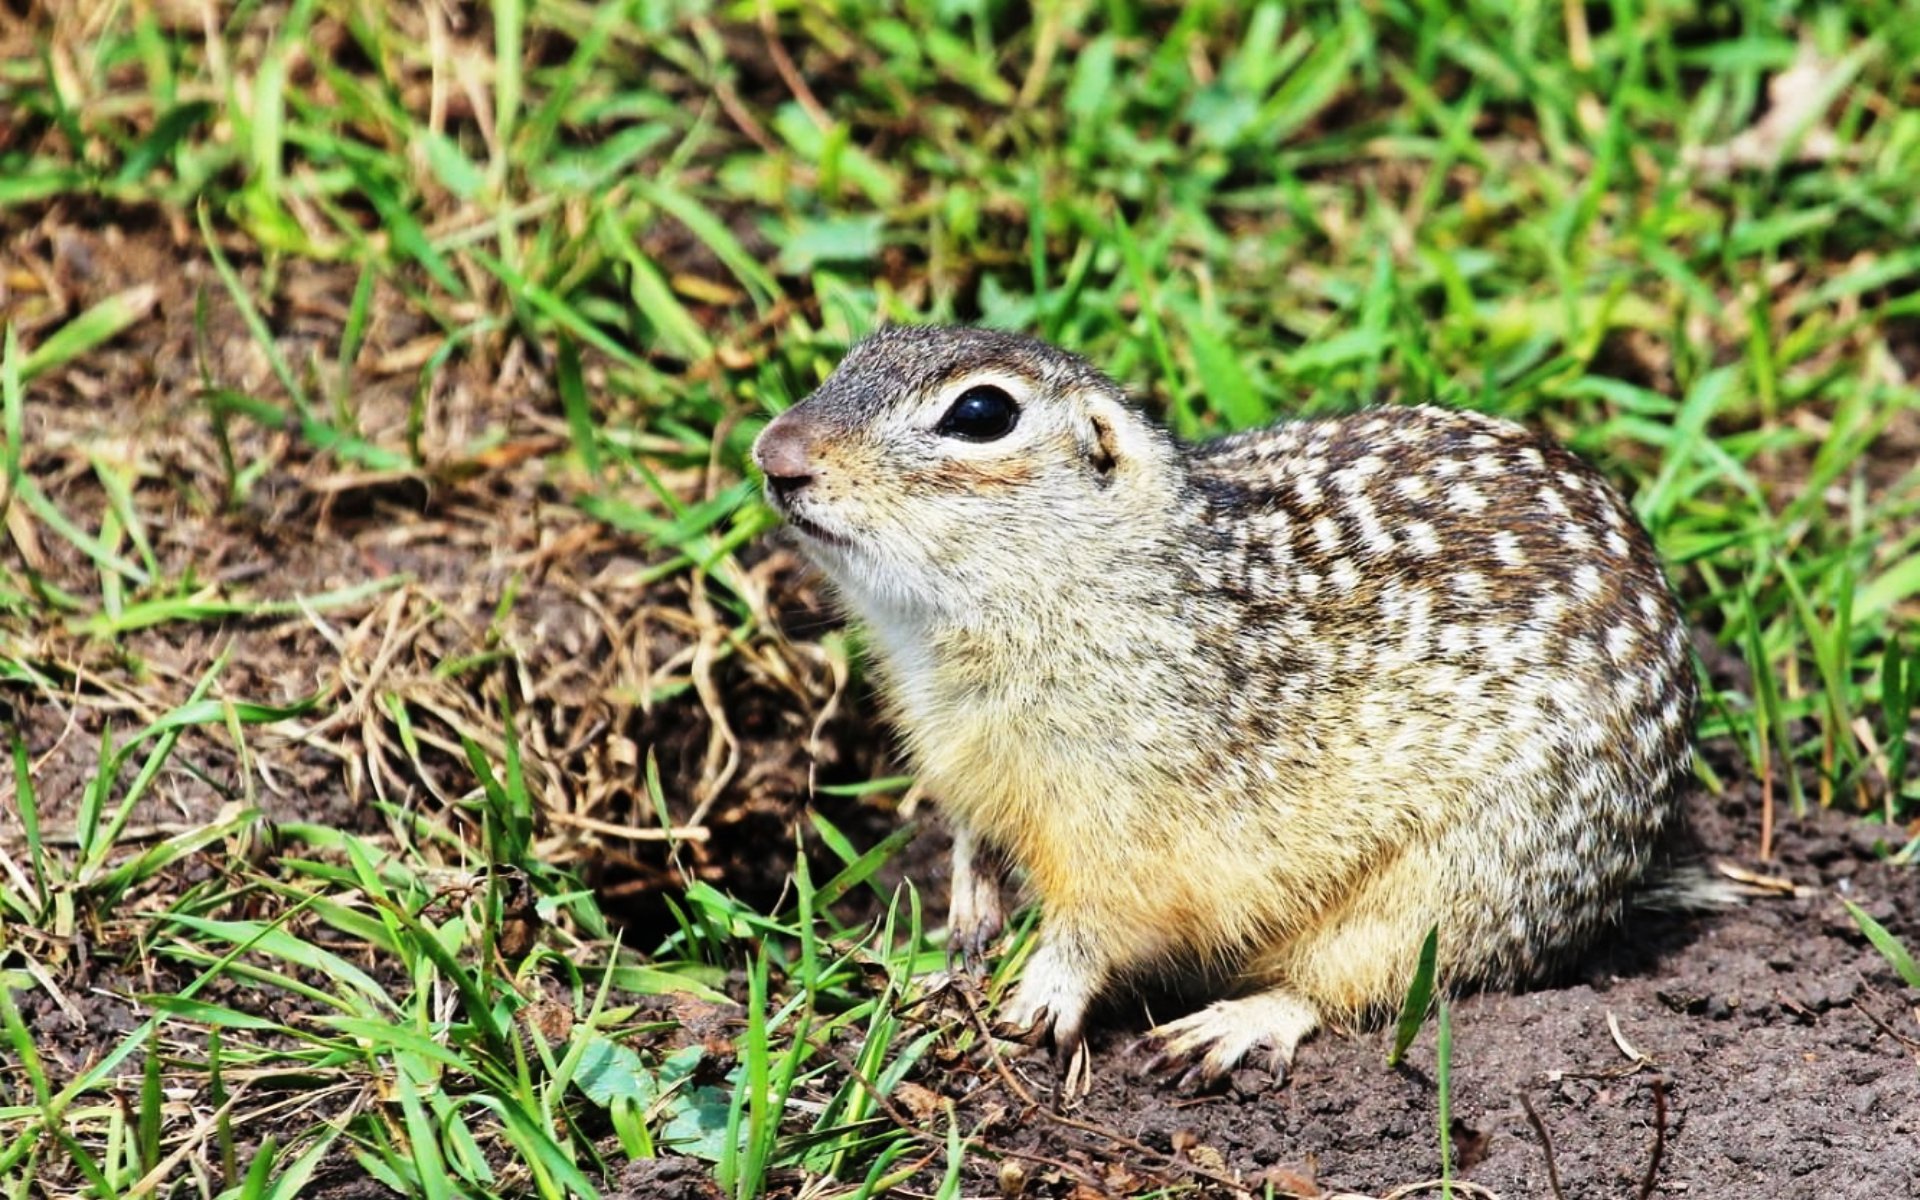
[3,0,1919,1195]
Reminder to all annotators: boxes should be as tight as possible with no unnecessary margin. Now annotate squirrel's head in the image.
[752,326,1182,626]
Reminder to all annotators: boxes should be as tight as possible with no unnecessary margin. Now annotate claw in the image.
[1176,1061,1218,1093]
[1257,1042,1293,1085]
[1058,1037,1092,1103]
[1137,1048,1175,1078]
[945,921,1000,974]
[1122,1036,1162,1076]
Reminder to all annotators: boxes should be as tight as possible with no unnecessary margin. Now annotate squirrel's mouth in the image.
[770,501,850,548]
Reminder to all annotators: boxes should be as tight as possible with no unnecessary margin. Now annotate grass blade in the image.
[1843,900,1920,988]
[1388,924,1440,1067]
[18,286,160,382]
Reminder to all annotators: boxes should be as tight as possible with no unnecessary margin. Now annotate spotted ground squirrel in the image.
[753,326,1697,1092]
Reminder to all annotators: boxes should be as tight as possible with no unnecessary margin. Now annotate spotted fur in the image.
[752,326,1698,1085]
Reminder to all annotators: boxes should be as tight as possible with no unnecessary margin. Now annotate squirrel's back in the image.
[1177,404,1695,988]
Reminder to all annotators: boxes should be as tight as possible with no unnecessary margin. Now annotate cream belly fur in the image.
[752,325,1697,1092]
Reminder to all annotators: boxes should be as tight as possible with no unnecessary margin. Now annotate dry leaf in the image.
[1687,40,1857,176]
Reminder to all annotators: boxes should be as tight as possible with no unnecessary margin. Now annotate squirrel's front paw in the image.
[945,829,1009,971]
[1136,989,1322,1089]
[945,878,1005,972]
[994,943,1098,1098]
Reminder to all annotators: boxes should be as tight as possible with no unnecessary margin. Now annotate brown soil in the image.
[4,214,1918,1199]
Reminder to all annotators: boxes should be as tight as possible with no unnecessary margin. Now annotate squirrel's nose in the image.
[753,415,818,500]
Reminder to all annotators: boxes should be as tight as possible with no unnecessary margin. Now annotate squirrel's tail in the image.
[1635,861,1747,912]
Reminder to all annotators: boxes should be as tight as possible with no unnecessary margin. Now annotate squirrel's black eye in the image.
[935,385,1020,441]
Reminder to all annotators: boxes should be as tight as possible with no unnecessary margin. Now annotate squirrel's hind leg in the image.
[1141,989,1322,1086]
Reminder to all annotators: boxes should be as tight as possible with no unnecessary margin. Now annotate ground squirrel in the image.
[753,326,1697,1091]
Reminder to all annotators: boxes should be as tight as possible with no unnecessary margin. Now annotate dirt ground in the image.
[5,215,1920,1198]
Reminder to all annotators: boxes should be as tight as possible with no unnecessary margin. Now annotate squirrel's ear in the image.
[1079,392,1152,482]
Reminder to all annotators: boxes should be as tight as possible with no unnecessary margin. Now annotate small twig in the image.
[1852,990,1920,1057]
[688,19,781,156]
[757,0,831,131]
[1634,1076,1668,1200]
[123,1086,248,1198]
[1515,1090,1567,1200]
[542,808,710,842]
[1759,744,1776,861]
[949,977,1045,1114]
[1372,1181,1501,1200]
[1048,1106,1253,1193]
[1606,1011,1655,1069]
[34,823,203,845]
[1712,861,1801,896]
[809,1038,933,1136]
[796,1040,949,1179]
[947,985,1259,1194]
[684,570,742,828]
